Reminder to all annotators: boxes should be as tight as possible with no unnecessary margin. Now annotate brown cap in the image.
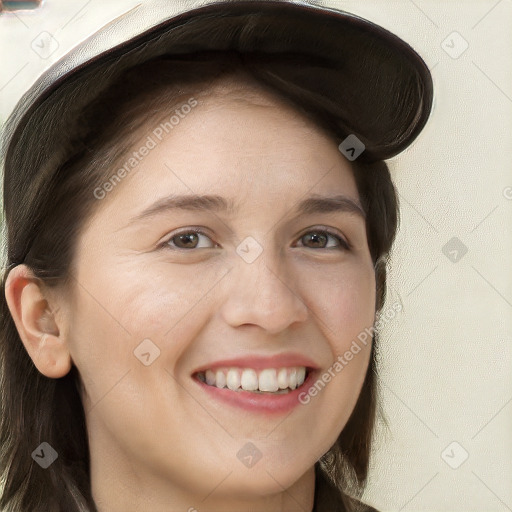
[0,0,434,189]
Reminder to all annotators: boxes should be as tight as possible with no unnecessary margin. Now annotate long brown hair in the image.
[1,50,399,511]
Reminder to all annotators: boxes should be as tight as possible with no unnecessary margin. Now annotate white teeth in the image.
[205,369,216,386]
[240,369,259,391]
[297,367,306,387]
[289,368,297,390]
[226,369,241,391]
[215,370,226,389]
[258,369,278,392]
[197,366,309,393]
[277,368,289,389]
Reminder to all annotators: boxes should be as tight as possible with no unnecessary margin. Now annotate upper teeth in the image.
[198,367,307,392]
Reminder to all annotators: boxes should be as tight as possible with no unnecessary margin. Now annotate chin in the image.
[226,461,311,497]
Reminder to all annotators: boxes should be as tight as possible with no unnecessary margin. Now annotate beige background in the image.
[1,1,511,510]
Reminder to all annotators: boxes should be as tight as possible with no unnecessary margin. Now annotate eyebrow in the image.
[129,193,366,223]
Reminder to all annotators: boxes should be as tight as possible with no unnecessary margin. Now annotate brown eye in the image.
[164,230,216,250]
[298,230,349,250]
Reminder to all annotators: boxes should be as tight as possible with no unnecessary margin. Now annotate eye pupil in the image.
[176,233,198,248]
[305,232,327,248]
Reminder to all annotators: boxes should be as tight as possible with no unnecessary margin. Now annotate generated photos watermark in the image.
[298,301,402,405]
[93,97,198,200]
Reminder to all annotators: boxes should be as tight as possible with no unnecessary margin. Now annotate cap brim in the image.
[1,0,433,180]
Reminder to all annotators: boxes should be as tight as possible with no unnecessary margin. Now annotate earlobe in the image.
[4,264,72,379]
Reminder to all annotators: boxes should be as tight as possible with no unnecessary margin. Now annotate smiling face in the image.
[56,76,377,510]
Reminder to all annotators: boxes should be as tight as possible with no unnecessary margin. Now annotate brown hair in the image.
[0,50,399,512]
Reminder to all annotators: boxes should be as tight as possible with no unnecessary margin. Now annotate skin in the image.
[5,77,376,512]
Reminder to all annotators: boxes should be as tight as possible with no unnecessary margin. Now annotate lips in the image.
[190,353,320,414]
[191,353,320,375]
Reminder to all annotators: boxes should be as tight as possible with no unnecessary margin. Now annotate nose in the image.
[219,251,309,335]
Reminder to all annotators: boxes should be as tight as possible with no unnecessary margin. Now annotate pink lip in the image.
[191,353,320,374]
[192,368,319,415]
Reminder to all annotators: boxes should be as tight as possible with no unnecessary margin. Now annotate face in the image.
[18,79,377,509]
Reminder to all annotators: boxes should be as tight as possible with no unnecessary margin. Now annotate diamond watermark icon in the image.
[441,441,469,469]
[338,134,365,161]
[441,31,469,59]
[134,338,161,366]
[32,442,58,469]
[236,236,263,264]
[442,237,468,263]
[31,31,59,59]
[236,442,263,468]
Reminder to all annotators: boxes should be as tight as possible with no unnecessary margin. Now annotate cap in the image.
[0,0,434,187]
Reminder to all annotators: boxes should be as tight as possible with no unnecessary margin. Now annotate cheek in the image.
[297,260,375,422]
[304,258,376,349]
[67,260,219,384]
[112,261,228,342]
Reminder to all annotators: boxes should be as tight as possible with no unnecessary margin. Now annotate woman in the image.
[0,1,433,511]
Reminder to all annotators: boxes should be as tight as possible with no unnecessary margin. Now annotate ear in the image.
[4,264,72,378]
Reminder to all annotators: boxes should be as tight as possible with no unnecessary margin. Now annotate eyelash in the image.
[160,227,350,251]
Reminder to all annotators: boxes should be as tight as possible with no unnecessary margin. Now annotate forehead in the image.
[144,86,354,184]
[87,72,361,227]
